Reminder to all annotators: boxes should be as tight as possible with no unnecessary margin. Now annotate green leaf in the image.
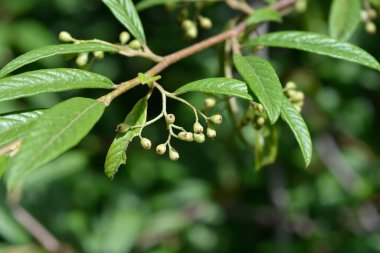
[248,31,380,72]
[6,97,105,190]
[102,0,146,43]
[0,155,10,179]
[136,0,185,11]
[233,55,283,123]
[0,68,113,102]
[329,0,361,40]
[246,7,282,26]
[0,43,116,78]
[175,77,253,100]
[138,72,161,84]
[370,0,380,7]
[0,110,44,149]
[105,98,148,179]
[281,98,312,167]
[254,126,278,171]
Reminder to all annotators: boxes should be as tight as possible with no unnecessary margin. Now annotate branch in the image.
[98,0,298,106]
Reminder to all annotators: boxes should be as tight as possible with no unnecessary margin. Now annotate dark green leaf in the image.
[0,43,116,78]
[246,7,282,26]
[0,110,44,148]
[6,97,105,190]
[136,0,185,11]
[105,98,148,179]
[0,155,10,179]
[329,0,361,40]
[0,68,113,102]
[175,77,253,100]
[102,0,146,43]
[281,98,312,167]
[248,31,380,71]
[233,55,283,123]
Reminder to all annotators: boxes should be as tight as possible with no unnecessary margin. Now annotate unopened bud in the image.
[128,39,142,50]
[204,98,216,108]
[119,31,131,44]
[368,9,377,19]
[194,133,205,143]
[198,16,212,29]
[185,132,194,142]
[178,131,187,140]
[76,53,88,67]
[182,19,194,30]
[206,127,216,138]
[361,10,370,22]
[257,117,265,126]
[209,114,222,125]
[156,144,167,155]
[116,123,130,133]
[285,81,297,90]
[185,26,198,39]
[165,114,176,125]
[93,51,104,59]
[293,101,304,112]
[169,146,179,161]
[256,104,264,113]
[290,91,305,103]
[193,122,204,134]
[59,31,73,42]
[141,138,152,149]
[366,21,377,34]
[295,0,307,13]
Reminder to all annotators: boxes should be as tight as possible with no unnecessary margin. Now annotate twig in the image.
[97,0,298,106]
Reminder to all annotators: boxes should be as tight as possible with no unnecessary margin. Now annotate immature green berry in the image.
[206,127,216,139]
[178,131,187,141]
[185,132,194,142]
[169,146,179,161]
[209,115,222,125]
[198,16,212,29]
[129,39,142,50]
[141,138,152,150]
[366,21,377,34]
[119,31,131,44]
[193,122,204,134]
[204,98,216,108]
[116,123,129,133]
[194,133,205,143]
[59,31,73,42]
[165,114,176,125]
[93,51,105,59]
[156,144,167,155]
[76,53,89,67]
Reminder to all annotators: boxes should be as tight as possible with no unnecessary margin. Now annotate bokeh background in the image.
[1,0,380,252]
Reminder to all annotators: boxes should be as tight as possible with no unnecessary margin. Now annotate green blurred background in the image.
[1,0,380,252]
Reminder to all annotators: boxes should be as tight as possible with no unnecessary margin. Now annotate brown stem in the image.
[97,0,297,106]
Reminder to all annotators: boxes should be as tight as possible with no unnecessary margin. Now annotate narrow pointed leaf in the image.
[281,98,312,167]
[246,7,282,26]
[175,77,253,100]
[0,43,116,78]
[248,31,380,71]
[233,55,283,123]
[6,97,105,190]
[105,98,148,179]
[102,0,146,43]
[0,68,113,102]
[0,110,44,148]
[329,0,361,40]
[0,155,10,179]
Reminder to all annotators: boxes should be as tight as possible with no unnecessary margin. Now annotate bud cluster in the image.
[284,81,305,112]
[361,9,378,34]
[180,15,213,39]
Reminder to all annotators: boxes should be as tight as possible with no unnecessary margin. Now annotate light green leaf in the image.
[246,7,282,26]
[136,0,186,11]
[0,155,10,179]
[0,43,116,78]
[329,0,361,40]
[281,98,312,167]
[0,110,44,148]
[175,77,253,100]
[6,97,105,190]
[102,0,146,43]
[0,68,113,102]
[138,72,161,84]
[248,31,380,71]
[105,98,148,179]
[233,55,283,124]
